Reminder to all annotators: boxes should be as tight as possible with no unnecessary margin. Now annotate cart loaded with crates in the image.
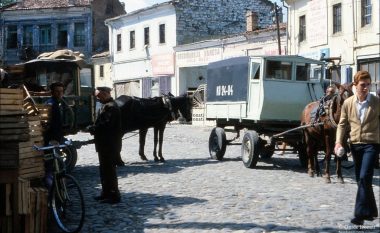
[206,55,326,168]
[2,49,95,172]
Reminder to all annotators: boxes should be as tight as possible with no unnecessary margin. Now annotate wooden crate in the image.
[0,215,13,233]
[27,115,44,144]
[0,115,30,143]
[0,141,44,180]
[18,179,30,215]
[0,88,24,116]
[24,187,48,233]
[34,104,51,130]
[0,183,13,217]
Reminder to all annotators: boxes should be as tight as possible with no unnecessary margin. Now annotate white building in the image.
[105,2,176,97]
[91,51,114,95]
[285,0,379,91]
[105,0,275,97]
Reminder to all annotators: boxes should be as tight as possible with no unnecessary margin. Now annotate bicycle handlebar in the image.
[33,141,71,151]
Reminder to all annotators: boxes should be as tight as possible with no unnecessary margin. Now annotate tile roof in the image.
[5,0,91,10]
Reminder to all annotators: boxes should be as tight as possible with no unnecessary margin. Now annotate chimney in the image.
[246,10,258,32]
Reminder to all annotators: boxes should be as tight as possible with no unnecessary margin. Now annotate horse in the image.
[300,82,353,183]
[115,93,193,162]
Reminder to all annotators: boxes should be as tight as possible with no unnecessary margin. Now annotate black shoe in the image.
[363,216,375,221]
[93,195,106,201]
[351,217,364,225]
[100,197,121,204]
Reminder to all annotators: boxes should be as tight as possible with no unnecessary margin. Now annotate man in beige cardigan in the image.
[335,71,380,226]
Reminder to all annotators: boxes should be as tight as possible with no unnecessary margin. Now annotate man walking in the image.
[335,71,380,225]
[88,87,122,204]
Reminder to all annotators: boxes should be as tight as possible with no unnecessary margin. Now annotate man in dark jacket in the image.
[44,82,66,145]
[43,82,67,186]
[88,86,122,204]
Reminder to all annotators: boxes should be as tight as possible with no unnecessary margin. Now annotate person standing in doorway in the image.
[335,71,380,226]
[88,87,122,204]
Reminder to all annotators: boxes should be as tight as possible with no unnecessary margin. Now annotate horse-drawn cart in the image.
[206,55,326,168]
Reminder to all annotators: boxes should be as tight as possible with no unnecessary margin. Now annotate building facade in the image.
[285,0,379,92]
[92,51,114,94]
[0,0,125,65]
[105,0,275,98]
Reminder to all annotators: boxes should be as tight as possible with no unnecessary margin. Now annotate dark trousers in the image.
[351,143,379,219]
[98,151,120,199]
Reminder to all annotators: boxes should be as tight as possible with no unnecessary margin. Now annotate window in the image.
[159,24,166,44]
[361,0,371,26]
[299,15,306,42]
[23,25,33,46]
[74,22,85,47]
[251,62,260,80]
[296,63,311,81]
[39,25,52,45]
[57,24,68,47]
[7,25,17,49]
[333,4,342,34]
[117,34,122,51]
[359,60,379,92]
[99,65,104,78]
[266,60,292,80]
[130,30,135,49]
[144,27,150,46]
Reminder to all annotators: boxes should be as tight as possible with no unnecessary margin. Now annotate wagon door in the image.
[246,58,262,120]
[206,57,249,120]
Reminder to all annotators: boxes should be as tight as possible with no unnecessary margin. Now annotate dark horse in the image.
[115,93,193,162]
[300,83,353,183]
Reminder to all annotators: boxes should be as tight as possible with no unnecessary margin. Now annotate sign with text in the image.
[206,57,249,102]
[176,48,222,66]
[152,53,174,76]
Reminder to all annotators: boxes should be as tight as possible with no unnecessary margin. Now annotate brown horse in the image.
[300,82,353,183]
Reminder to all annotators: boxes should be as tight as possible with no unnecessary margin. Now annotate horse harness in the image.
[313,94,340,129]
[162,95,177,121]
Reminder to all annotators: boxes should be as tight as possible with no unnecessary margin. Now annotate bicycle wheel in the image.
[50,174,85,233]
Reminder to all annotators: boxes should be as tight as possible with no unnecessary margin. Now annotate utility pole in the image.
[273,3,281,55]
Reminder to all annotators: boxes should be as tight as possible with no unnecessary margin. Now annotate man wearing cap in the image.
[87,86,122,204]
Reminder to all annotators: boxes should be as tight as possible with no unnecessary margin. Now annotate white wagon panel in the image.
[257,80,324,121]
[205,102,247,119]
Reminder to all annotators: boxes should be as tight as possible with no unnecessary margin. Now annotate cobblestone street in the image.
[61,124,379,233]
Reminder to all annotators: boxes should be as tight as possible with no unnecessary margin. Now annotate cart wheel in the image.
[297,143,308,168]
[208,127,226,160]
[241,130,260,168]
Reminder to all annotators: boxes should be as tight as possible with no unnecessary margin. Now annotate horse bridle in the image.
[162,95,177,120]
[326,87,352,128]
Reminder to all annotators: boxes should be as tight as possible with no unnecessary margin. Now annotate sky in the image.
[120,0,284,13]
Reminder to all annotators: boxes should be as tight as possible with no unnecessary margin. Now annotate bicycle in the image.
[33,140,85,233]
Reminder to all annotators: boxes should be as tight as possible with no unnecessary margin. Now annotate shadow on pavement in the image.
[143,221,379,233]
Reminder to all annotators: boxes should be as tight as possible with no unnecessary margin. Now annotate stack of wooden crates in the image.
[0,88,49,233]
